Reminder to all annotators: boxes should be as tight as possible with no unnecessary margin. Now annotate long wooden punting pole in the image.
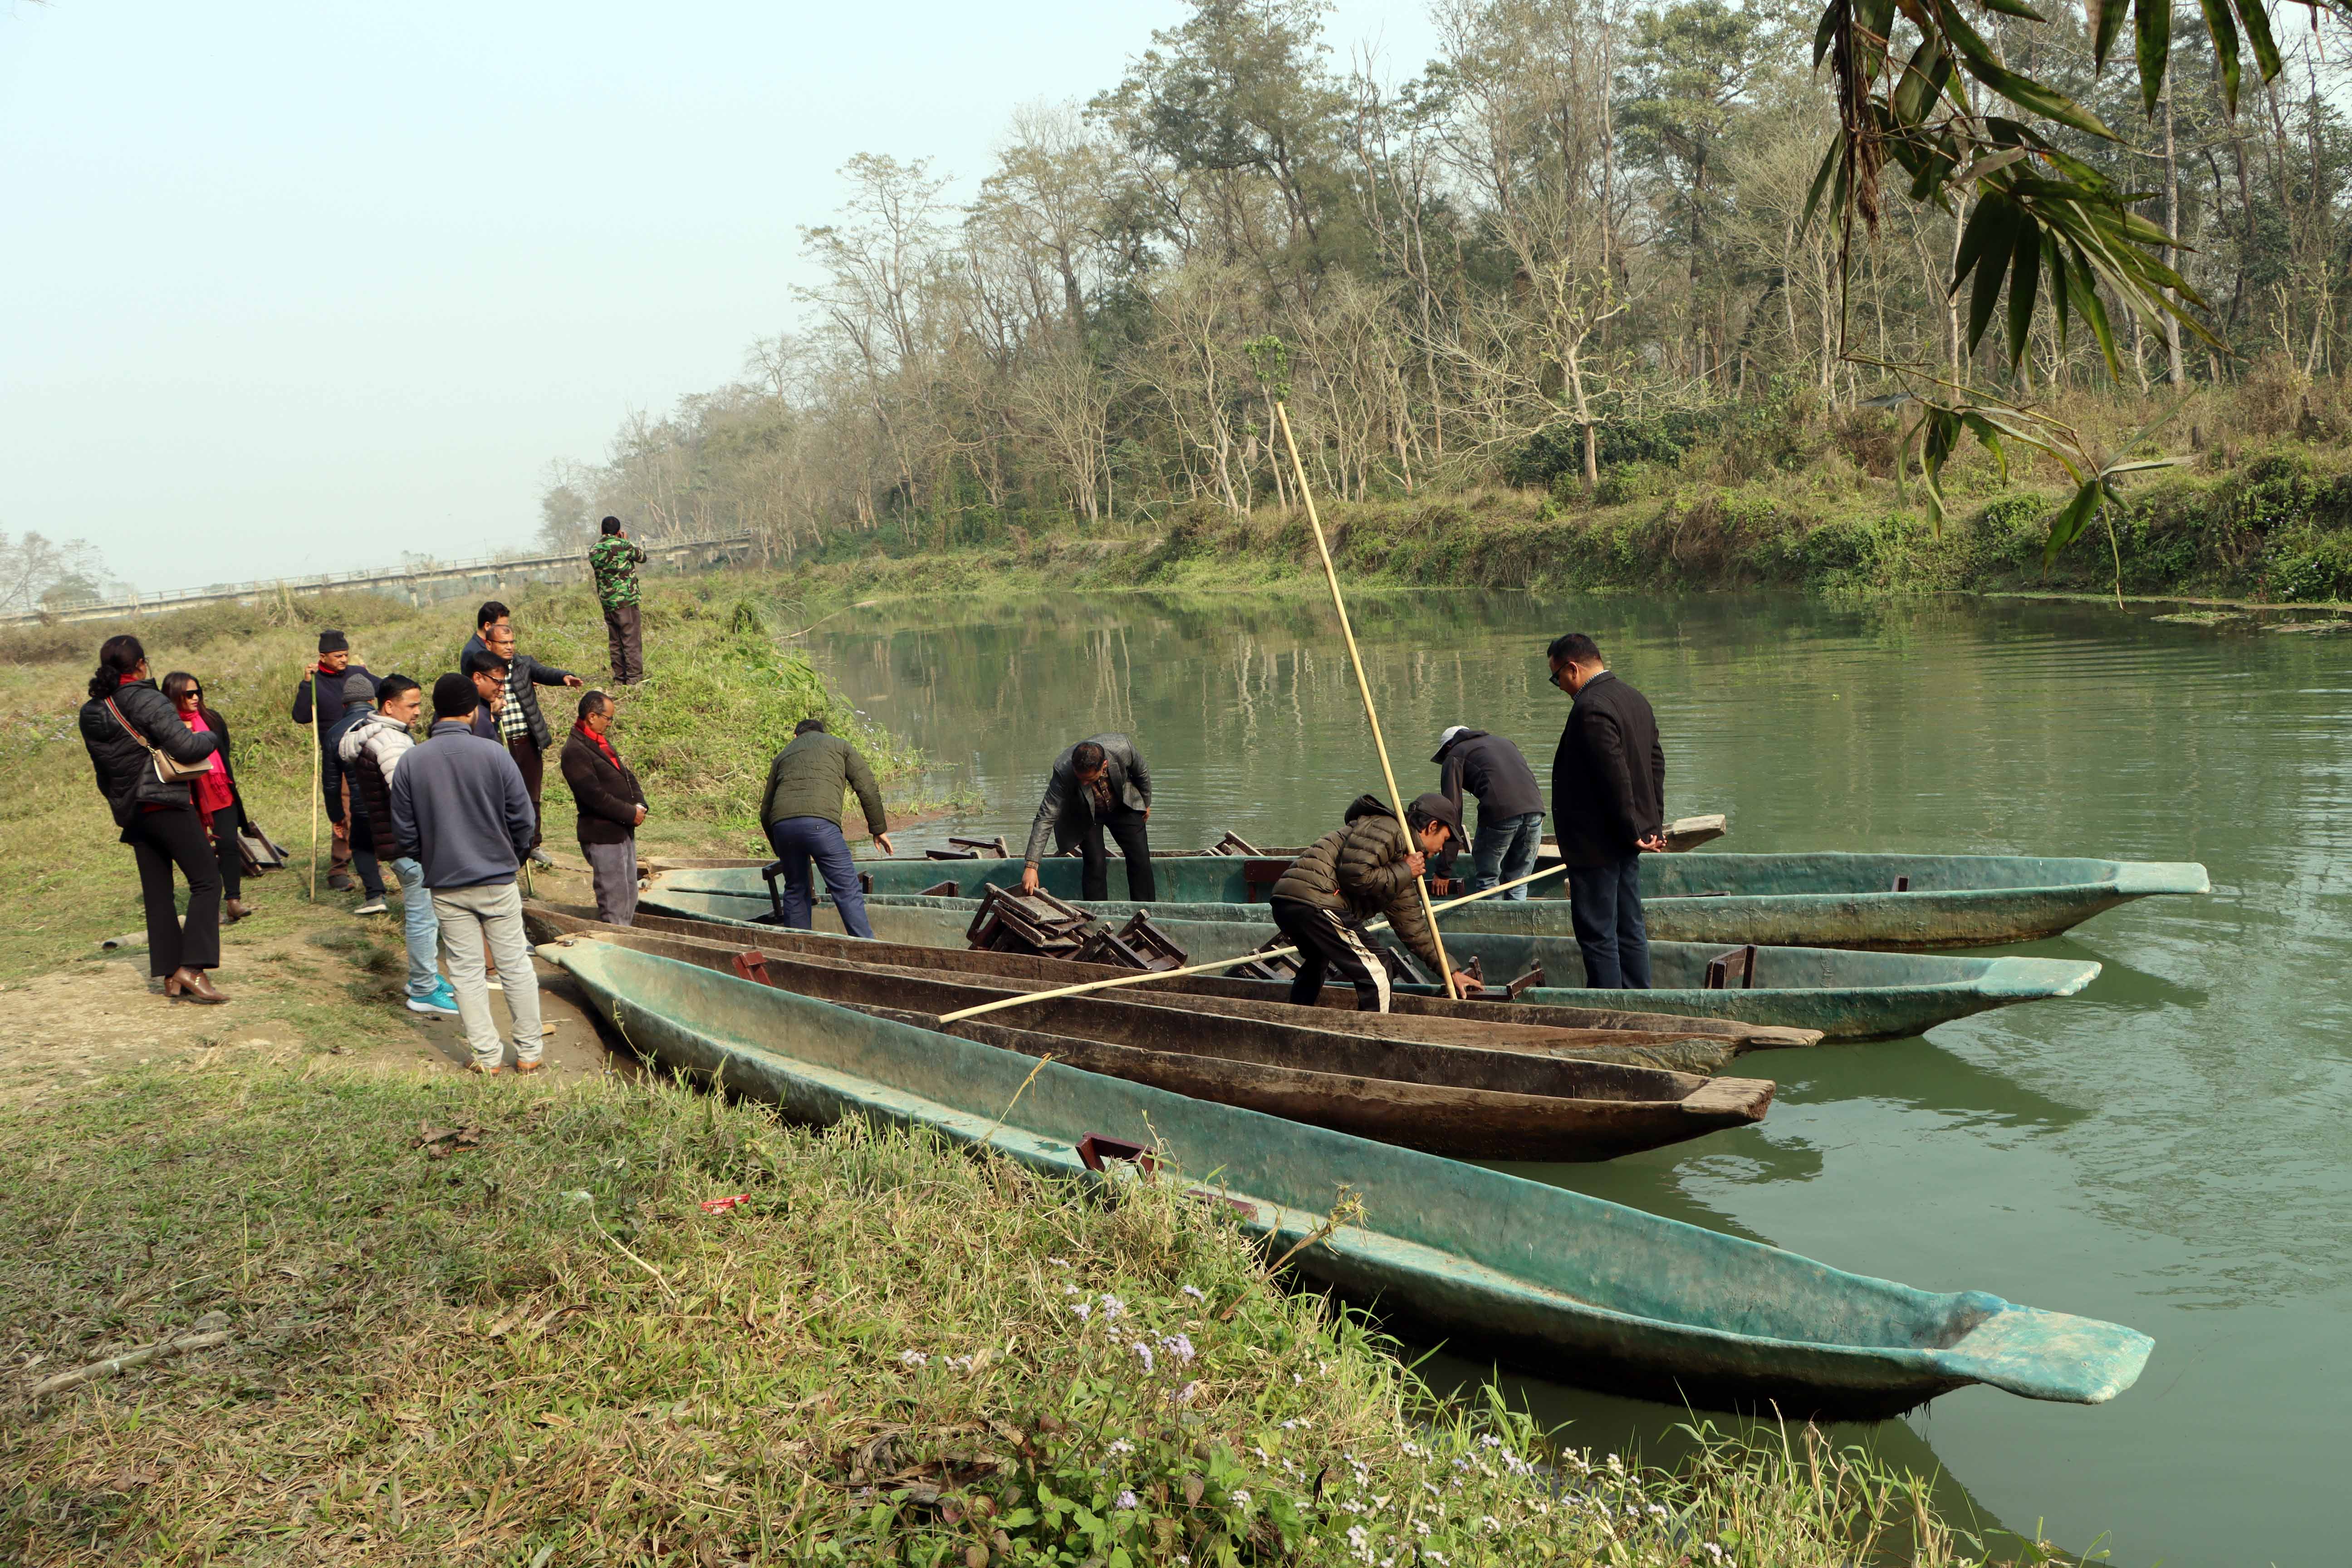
[306,668,321,901]
[1272,399,1458,998]
[936,864,1563,1024]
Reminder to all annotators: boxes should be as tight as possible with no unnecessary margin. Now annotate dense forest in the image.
[540,0,2352,561]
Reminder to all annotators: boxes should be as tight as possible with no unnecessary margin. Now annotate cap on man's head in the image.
[342,670,379,708]
[432,672,480,719]
[318,629,349,654]
[1431,725,1468,761]
[1409,791,1464,839]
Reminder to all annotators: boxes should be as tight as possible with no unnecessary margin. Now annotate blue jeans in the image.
[1568,854,1651,989]
[766,816,872,939]
[388,855,441,997]
[1470,811,1546,898]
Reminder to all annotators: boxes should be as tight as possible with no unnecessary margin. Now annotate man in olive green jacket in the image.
[759,718,895,936]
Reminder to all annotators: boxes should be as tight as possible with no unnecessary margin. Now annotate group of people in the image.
[743,630,1665,1019]
[84,544,1662,1051]
[1271,632,1664,1011]
[78,519,656,1077]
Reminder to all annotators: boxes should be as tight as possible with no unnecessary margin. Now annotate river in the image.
[804,588,2349,1568]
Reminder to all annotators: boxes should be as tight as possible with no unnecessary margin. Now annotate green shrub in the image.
[2264,530,2352,602]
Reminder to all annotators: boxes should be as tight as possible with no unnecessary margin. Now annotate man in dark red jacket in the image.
[559,690,648,925]
[1547,632,1667,990]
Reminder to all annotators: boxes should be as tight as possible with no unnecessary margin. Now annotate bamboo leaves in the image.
[2134,0,2172,113]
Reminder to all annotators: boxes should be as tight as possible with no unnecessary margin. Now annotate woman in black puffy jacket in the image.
[77,635,229,1003]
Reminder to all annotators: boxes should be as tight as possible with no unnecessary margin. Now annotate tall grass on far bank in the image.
[0,574,915,982]
[0,1056,2078,1566]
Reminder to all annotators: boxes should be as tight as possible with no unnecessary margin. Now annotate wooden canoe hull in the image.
[527,902,1781,1073]
[649,850,2206,950]
[535,921,1773,1161]
[547,942,2154,1417]
[636,888,2099,1041]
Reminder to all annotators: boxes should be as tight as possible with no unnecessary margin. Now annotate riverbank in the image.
[772,436,2352,608]
[0,575,954,985]
[2,1041,2048,1565]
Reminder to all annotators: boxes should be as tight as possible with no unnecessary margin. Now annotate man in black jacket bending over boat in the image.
[1018,734,1156,902]
[1548,632,1666,990]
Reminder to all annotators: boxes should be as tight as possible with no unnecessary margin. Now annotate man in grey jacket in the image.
[1432,725,1548,899]
[1018,733,1155,902]
[389,674,543,1075]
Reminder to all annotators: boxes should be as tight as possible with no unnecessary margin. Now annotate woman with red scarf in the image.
[558,689,647,925]
[76,635,228,1003]
[163,671,259,923]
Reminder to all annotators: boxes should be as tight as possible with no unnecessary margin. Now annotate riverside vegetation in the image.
[722,377,2352,607]
[0,576,2098,1565]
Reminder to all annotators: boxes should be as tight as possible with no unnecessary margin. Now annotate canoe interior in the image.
[550,941,2153,1416]
[529,902,1767,1073]
[630,888,2101,1042]
[608,894,1821,1047]
[535,922,1774,1161]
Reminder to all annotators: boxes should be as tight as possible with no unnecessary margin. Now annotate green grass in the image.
[0,574,924,984]
[0,1055,2068,1566]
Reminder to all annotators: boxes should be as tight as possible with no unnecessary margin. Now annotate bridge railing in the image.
[0,533,762,627]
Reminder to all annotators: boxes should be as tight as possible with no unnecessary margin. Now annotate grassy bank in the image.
[0,574,935,984]
[0,1052,2062,1566]
[761,426,2352,608]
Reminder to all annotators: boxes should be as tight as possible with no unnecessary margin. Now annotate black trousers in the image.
[1067,804,1156,902]
[210,799,245,901]
[346,808,386,898]
[128,807,221,976]
[1270,896,1392,1013]
[509,738,545,848]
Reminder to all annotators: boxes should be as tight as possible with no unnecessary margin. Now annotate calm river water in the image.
[806,590,2350,1568]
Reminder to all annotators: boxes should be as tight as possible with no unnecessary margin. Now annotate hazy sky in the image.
[0,0,1440,595]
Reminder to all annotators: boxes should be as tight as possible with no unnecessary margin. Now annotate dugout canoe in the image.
[634,813,1729,876]
[528,902,1812,1073]
[633,888,2098,1042]
[609,895,1825,1054]
[534,922,1773,1161]
[650,851,2205,951]
[547,941,2153,1416]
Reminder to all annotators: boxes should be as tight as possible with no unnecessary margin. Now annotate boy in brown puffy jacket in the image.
[1268,793,1477,1012]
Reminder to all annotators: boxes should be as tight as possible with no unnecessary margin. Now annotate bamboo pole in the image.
[1272,399,1459,998]
[306,668,321,901]
[937,862,1563,1024]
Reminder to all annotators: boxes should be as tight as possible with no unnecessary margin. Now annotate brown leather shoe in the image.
[225,898,258,923]
[513,1058,545,1075]
[165,967,228,1004]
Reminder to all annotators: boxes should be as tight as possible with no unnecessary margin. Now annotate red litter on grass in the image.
[699,1194,752,1214]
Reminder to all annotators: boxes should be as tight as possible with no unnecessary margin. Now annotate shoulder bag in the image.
[104,697,216,784]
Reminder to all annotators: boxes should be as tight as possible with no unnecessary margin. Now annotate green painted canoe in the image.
[649,851,2207,950]
[637,887,2100,1041]
[546,941,2154,1416]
